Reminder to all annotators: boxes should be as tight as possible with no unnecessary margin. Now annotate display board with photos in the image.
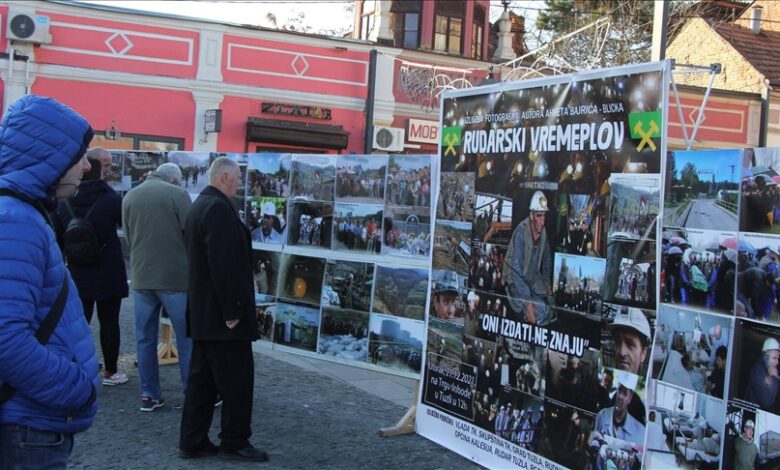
[416,62,669,470]
[248,153,435,377]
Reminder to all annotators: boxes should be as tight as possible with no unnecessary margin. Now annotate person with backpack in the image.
[55,147,129,387]
[0,95,98,469]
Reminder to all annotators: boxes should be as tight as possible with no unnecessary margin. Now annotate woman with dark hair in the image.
[55,149,129,386]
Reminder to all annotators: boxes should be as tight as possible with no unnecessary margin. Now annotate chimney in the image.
[751,6,763,35]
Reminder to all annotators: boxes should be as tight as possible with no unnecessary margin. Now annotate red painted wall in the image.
[667,94,754,145]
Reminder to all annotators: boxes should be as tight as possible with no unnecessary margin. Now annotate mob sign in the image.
[407,119,439,145]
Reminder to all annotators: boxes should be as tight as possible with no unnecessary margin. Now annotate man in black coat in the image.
[178,157,266,462]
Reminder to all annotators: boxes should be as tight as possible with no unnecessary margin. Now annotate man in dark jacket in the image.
[179,157,266,462]
[0,95,98,468]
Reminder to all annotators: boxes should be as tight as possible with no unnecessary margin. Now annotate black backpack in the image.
[63,199,102,266]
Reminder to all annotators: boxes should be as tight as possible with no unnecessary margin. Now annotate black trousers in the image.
[81,297,122,374]
[179,340,254,452]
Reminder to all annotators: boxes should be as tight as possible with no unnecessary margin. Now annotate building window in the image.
[403,12,419,49]
[91,133,184,151]
[361,0,376,41]
[472,23,483,59]
[434,15,462,54]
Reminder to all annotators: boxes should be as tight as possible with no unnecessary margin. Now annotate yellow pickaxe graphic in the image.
[634,120,659,152]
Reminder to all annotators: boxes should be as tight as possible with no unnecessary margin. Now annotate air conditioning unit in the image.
[372,126,405,152]
[7,8,52,45]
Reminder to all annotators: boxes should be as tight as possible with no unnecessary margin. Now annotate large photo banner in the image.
[416,62,669,469]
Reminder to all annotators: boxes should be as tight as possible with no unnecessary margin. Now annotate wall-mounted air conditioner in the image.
[372,126,405,152]
[7,8,52,44]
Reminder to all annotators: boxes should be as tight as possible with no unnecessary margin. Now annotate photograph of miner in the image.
[286,201,333,248]
[535,400,596,469]
[607,173,660,242]
[426,317,464,363]
[503,189,557,327]
[482,388,545,452]
[432,220,471,274]
[246,152,290,198]
[554,153,612,197]
[462,335,500,398]
[652,305,732,399]
[367,313,424,373]
[437,171,475,222]
[372,265,428,321]
[247,196,287,244]
[664,149,741,232]
[728,320,780,415]
[211,152,248,211]
[168,151,210,196]
[501,340,547,398]
[429,269,467,325]
[590,368,647,450]
[106,151,125,190]
[661,228,736,314]
[320,259,374,313]
[645,380,725,469]
[382,205,431,258]
[558,193,608,258]
[122,151,167,189]
[544,348,601,413]
[602,237,655,309]
[461,291,502,343]
[384,155,432,208]
[553,253,605,315]
[468,243,507,296]
[289,154,335,202]
[255,304,274,342]
[332,203,382,253]
[600,303,654,379]
[252,249,280,301]
[474,154,518,198]
[722,402,780,470]
[335,154,387,205]
[268,301,320,352]
[317,308,369,363]
[740,147,780,235]
[276,253,325,307]
[736,233,780,322]
[472,194,513,245]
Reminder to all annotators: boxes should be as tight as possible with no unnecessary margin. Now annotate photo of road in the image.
[664,149,740,231]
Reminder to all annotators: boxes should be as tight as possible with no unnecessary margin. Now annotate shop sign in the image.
[261,102,332,120]
[407,119,439,144]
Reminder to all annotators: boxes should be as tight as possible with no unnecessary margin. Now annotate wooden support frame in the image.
[157,317,179,365]
[378,380,419,437]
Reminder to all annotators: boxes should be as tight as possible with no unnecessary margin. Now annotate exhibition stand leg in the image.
[157,318,179,365]
[378,380,419,437]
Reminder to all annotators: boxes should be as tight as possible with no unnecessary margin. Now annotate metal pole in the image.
[363,49,377,154]
[652,1,669,61]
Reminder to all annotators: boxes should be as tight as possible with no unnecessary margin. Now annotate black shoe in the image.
[179,442,219,459]
[220,445,269,462]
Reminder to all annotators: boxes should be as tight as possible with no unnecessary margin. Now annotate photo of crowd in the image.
[472,194,512,245]
[332,203,382,253]
[269,302,320,352]
[468,243,507,296]
[248,196,287,244]
[246,153,290,198]
[252,249,280,301]
[736,233,780,322]
[367,313,424,373]
[607,174,660,241]
[652,306,732,399]
[382,206,431,258]
[320,260,374,313]
[429,269,467,325]
[729,320,780,415]
[660,228,736,314]
[317,308,369,363]
[276,254,325,306]
[167,151,210,196]
[286,201,333,248]
[477,388,545,453]
[559,194,607,258]
[740,147,780,234]
[664,149,741,231]
[385,155,432,208]
[553,253,605,315]
[602,237,655,310]
[427,317,464,363]
[335,155,386,204]
[290,155,336,202]
[437,171,474,222]
[600,302,654,378]
[645,380,725,469]
[535,400,596,469]
[372,265,428,320]
[123,151,167,189]
[432,220,471,274]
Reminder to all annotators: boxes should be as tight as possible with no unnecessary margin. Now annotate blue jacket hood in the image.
[0,95,93,200]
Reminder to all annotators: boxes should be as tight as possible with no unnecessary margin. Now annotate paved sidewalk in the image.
[69,295,481,469]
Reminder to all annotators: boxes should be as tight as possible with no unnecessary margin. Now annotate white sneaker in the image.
[103,372,129,386]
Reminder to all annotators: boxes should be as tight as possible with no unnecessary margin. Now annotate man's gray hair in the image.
[209,157,239,183]
[157,162,183,184]
[86,147,110,160]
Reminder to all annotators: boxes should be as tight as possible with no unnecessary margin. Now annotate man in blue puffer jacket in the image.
[0,95,99,469]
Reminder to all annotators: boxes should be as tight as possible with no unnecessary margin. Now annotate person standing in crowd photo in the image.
[55,147,129,386]
[122,162,193,412]
[0,95,98,468]
[179,157,266,462]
